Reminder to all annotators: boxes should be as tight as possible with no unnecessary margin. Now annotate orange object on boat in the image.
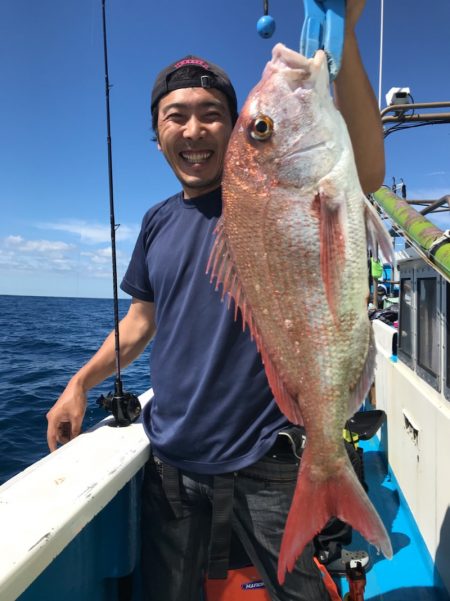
[204,565,270,601]
[314,557,343,601]
[205,559,343,601]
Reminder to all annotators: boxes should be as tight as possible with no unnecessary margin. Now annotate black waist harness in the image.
[153,425,305,579]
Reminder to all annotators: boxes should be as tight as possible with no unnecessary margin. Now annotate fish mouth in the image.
[179,150,214,164]
[272,43,326,69]
[272,43,315,70]
[268,44,326,88]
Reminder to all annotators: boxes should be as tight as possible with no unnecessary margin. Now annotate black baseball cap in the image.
[151,55,238,123]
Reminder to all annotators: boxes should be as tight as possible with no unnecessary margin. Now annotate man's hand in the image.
[46,297,156,452]
[46,378,87,452]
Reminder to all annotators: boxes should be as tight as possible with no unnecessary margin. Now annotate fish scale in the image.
[208,43,394,583]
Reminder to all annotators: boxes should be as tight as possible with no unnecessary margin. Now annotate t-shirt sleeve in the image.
[120,211,155,302]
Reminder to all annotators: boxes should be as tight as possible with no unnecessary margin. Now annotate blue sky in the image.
[1,0,449,298]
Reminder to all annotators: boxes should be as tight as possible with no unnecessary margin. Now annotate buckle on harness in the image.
[277,426,306,459]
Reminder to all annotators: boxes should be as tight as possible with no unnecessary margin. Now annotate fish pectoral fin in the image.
[315,185,347,320]
[364,197,395,265]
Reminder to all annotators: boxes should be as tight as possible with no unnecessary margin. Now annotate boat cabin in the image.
[372,249,450,598]
[396,254,449,399]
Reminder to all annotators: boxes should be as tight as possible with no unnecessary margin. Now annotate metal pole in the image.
[378,0,384,108]
[381,101,450,119]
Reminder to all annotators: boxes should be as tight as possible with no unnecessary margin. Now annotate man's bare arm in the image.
[334,0,385,194]
[46,297,156,451]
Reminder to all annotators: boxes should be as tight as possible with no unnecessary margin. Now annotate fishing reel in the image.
[97,387,141,427]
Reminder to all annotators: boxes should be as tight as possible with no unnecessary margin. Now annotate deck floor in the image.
[337,436,449,600]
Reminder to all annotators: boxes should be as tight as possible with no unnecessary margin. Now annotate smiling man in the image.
[46,2,385,598]
[157,93,232,196]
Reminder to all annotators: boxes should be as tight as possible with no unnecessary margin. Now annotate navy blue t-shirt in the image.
[121,187,287,474]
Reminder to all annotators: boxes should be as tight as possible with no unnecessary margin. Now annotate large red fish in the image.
[208,43,393,583]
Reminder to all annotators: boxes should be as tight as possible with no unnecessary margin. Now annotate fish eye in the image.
[250,115,274,141]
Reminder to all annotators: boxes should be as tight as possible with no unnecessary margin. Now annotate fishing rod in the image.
[97,0,141,426]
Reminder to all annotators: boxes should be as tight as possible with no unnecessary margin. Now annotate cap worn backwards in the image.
[151,55,238,123]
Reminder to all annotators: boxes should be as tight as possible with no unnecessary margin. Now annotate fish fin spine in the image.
[364,197,395,265]
[207,217,256,338]
[207,218,238,300]
[278,450,392,585]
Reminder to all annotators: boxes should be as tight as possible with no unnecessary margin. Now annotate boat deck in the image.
[337,434,449,600]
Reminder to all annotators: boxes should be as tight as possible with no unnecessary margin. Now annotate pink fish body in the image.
[208,44,393,583]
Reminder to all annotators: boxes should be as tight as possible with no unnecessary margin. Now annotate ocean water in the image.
[0,295,152,485]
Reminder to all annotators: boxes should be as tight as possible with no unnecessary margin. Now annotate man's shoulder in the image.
[140,192,182,228]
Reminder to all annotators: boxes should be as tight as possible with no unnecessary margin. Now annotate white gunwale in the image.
[0,390,153,600]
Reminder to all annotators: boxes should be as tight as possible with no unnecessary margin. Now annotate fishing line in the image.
[96,0,141,426]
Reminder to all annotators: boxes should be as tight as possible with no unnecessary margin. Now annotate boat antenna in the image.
[96,0,141,426]
[378,0,384,108]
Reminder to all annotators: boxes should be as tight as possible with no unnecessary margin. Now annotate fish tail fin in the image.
[277,450,392,585]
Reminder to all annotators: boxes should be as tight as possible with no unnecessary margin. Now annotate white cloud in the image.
[5,235,22,245]
[0,235,130,278]
[0,218,138,285]
[425,171,448,177]
[39,220,139,244]
[4,235,73,254]
[80,247,130,277]
[0,244,74,272]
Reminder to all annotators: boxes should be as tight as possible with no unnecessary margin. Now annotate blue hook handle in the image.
[300,0,346,80]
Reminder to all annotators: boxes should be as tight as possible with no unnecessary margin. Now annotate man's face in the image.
[157,87,234,199]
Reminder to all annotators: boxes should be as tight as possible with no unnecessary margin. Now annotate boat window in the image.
[417,277,439,379]
[399,278,413,358]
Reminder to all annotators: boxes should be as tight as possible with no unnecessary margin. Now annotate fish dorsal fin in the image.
[207,218,304,426]
[364,197,394,264]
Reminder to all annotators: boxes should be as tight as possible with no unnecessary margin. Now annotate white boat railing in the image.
[0,389,153,601]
